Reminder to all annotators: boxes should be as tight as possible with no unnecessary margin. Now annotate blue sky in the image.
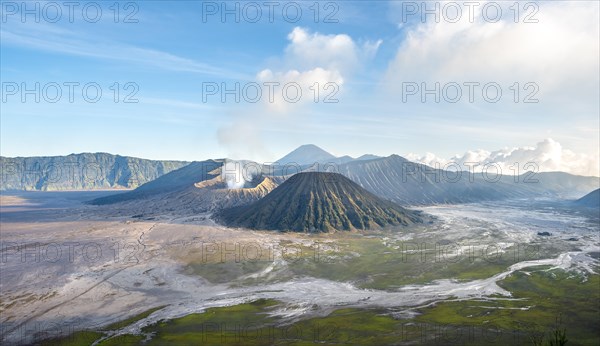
[1,1,599,175]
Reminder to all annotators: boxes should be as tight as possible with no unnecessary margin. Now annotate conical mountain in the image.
[277,144,336,165]
[216,172,423,232]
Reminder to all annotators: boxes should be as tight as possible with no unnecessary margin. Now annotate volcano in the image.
[216,172,423,232]
[276,144,336,165]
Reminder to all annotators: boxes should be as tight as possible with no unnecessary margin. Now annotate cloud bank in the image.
[385,1,599,103]
[406,139,599,177]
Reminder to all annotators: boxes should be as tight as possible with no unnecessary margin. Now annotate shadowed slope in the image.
[574,188,600,208]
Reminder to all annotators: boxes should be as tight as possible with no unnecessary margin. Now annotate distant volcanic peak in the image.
[356,154,381,161]
[277,144,336,165]
[217,172,423,232]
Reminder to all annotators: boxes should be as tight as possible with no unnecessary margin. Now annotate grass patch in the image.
[41,269,600,345]
[96,334,145,345]
[284,236,531,290]
[102,305,166,331]
[41,306,165,346]
[139,299,280,345]
[42,330,104,346]
[181,233,547,291]
[413,270,600,345]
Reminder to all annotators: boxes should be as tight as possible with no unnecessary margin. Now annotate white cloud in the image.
[384,1,599,105]
[284,27,360,73]
[251,27,381,111]
[219,27,379,158]
[256,67,343,112]
[265,27,381,100]
[406,138,600,177]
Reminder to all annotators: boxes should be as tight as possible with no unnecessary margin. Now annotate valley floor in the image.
[0,192,598,345]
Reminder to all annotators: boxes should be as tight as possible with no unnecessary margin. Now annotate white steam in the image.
[222,159,260,189]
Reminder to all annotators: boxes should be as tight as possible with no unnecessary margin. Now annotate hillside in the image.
[0,153,188,191]
[574,188,600,208]
[90,160,223,205]
[216,172,424,232]
[276,145,382,166]
[90,160,279,216]
[335,155,599,205]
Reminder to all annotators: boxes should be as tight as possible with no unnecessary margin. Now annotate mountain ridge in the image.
[276,144,383,166]
[90,160,280,214]
[0,153,189,191]
[5,149,598,209]
[335,154,599,204]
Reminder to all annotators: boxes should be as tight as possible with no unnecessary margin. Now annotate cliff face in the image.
[217,172,423,232]
[0,153,189,191]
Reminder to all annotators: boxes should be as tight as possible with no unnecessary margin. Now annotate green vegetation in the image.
[139,299,279,345]
[38,229,600,346]
[531,323,568,346]
[42,306,165,346]
[184,233,568,290]
[97,334,145,345]
[103,306,166,331]
[413,268,599,345]
[43,331,104,346]
[48,269,597,345]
